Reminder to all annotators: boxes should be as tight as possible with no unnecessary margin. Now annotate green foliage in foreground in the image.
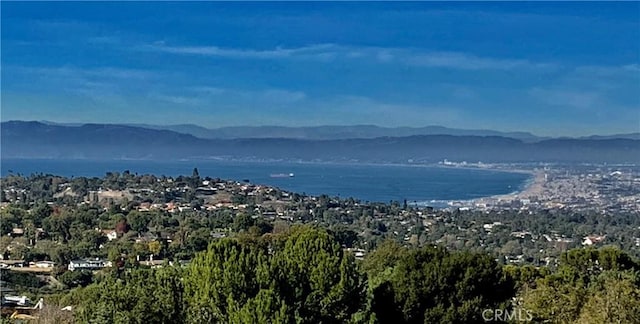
[520,247,640,323]
[60,266,184,324]
[0,270,46,289]
[184,227,365,323]
[56,227,640,324]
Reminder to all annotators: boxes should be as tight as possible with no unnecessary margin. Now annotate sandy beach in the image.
[472,169,547,204]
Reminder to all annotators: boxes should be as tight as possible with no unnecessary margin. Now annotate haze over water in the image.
[1,159,530,204]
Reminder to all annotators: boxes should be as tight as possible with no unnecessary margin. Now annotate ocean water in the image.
[0,159,530,204]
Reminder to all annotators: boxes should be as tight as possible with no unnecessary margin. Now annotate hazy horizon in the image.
[3,119,640,139]
[2,2,639,137]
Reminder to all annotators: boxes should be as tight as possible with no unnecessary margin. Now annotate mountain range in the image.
[38,120,640,142]
[2,121,639,164]
[127,124,548,142]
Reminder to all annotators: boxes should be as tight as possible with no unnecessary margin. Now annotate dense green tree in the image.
[43,211,73,242]
[576,270,640,323]
[522,247,640,323]
[227,289,292,324]
[184,226,366,323]
[59,270,94,288]
[561,246,640,274]
[331,226,359,248]
[268,227,366,323]
[233,213,255,232]
[0,216,13,236]
[72,266,184,324]
[31,203,54,226]
[521,267,587,322]
[368,245,514,323]
[127,211,151,233]
[361,240,408,279]
[1,270,45,288]
[184,239,266,322]
[184,228,211,253]
[503,264,550,290]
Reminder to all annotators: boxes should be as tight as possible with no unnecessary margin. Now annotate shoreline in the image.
[469,169,545,205]
[1,156,540,176]
[2,158,541,206]
[414,170,541,209]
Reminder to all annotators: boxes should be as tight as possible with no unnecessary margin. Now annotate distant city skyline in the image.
[2,2,639,136]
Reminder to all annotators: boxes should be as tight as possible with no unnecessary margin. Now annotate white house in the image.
[582,235,606,246]
[99,229,118,241]
[68,259,112,271]
[34,261,55,268]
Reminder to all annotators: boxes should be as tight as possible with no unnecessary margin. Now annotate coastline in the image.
[2,158,539,205]
[469,169,545,205]
[2,156,536,175]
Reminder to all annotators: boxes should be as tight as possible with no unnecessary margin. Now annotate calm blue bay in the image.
[0,159,530,204]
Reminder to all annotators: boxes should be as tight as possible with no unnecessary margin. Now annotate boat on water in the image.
[270,173,295,178]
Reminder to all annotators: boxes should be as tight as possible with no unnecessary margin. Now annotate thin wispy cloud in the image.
[547,65,640,105]
[150,94,203,106]
[86,36,123,45]
[529,87,602,109]
[5,65,157,105]
[144,42,336,60]
[260,89,307,103]
[28,19,95,32]
[317,95,462,127]
[143,42,557,71]
[190,86,307,103]
[573,64,640,78]
[9,66,155,81]
[406,52,555,70]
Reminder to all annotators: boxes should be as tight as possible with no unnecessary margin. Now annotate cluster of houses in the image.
[0,257,191,272]
[135,201,253,213]
[0,259,113,272]
[0,260,55,269]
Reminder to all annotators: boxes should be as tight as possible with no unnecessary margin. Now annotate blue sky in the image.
[2,2,639,136]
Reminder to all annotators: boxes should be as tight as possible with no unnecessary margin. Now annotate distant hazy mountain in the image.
[580,133,640,140]
[2,121,209,159]
[40,121,544,141]
[38,120,639,142]
[3,121,639,163]
[123,123,546,142]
